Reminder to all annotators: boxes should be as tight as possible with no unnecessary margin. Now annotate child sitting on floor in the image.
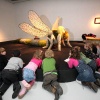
[18,49,43,99]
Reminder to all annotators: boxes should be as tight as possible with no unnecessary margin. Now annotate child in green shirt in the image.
[42,50,63,100]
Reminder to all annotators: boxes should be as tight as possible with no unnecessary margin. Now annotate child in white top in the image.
[0,50,24,100]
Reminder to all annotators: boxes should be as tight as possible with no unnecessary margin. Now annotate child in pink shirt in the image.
[64,47,99,93]
[18,49,43,99]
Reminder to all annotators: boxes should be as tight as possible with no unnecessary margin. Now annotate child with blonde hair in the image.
[42,50,63,100]
[18,49,43,99]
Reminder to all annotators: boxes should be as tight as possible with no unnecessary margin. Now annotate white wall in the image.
[0,0,17,42]
[0,0,100,42]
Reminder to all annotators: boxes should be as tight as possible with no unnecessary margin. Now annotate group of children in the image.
[0,47,63,100]
[65,42,100,93]
[0,41,100,100]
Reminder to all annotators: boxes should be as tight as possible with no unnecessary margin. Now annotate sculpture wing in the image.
[19,23,48,37]
[29,10,52,34]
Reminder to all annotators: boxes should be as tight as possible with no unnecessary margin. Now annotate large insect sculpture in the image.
[19,10,72,51]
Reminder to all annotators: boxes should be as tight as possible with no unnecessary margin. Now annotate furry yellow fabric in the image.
[57,26,65,34]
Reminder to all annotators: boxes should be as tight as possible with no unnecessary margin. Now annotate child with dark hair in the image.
[18,49,43,99]
[0,50,24,100]
[0,47,8,86]
[84,42,98,60]
[42,50,63,100]
[73,46,100,87]
[84,42,100,78]
[64,47,98,93]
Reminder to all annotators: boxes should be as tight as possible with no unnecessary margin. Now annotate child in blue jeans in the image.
[64,47,98,93]
[18,49,43,99]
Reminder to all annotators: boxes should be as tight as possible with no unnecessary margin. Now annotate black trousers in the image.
[0,69,21,96]
[0,72,3,86]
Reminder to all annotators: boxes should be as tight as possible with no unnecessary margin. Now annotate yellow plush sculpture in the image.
[19,11,72,51]
[57,26,72,50]
[57,26,65,34]
[43,17,72,51]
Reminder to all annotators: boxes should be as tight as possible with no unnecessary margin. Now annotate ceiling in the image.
[5,0,30,4]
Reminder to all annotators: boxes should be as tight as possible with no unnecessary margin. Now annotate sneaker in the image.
[89,82,98,93]
[82,82,98,93]
[18,87,28,99]
[12,85,21,99]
